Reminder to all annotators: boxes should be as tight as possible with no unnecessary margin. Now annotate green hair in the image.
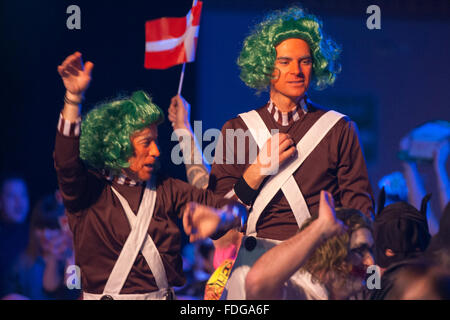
[238,6,341,92]
[79,90,164,174]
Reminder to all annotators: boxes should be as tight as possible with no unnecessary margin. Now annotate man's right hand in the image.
[168,95,191,131]
[57,52,94,99]
[243,133,296,190]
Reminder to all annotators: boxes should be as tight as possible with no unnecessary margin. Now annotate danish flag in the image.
[144,1,203,69]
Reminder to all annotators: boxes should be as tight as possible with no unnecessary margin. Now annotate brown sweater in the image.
[208,101,374,241]
[54,118,236,295]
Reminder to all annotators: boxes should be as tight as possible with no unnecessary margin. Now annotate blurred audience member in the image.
[175,239,215,299]
[426,202,450,269]
[1,192,80,300]
[398,122,450,234]
[379,167,439,235]
[370,201,431,299]
[384,260,450,300]
[432,140,449,212]
[0,174,30,297]
[0,174,29,224]
[378,172,408,206]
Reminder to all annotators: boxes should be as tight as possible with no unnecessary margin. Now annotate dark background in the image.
[1,0,449,217]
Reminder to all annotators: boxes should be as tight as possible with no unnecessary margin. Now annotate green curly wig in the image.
[238,6,341,92]
[79,91,164,174]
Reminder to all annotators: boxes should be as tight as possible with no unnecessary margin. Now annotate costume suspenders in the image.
[103,184,169,295]
[238,109,346,236]
[239,111,309,233]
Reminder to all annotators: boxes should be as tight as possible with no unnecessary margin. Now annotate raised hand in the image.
[168,95,191,131]
[37,229,70,262]
[57,52,94,97]
[434,140,449,167]
[317,190,346,239]
[433,140,450,211]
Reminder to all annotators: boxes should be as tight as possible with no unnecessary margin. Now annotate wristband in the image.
[233,176,259,206]
[64,94,83,105]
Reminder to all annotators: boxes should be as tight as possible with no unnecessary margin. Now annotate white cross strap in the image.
[239,111,311,233]
[103,184,168,295]
[239,109,345,236]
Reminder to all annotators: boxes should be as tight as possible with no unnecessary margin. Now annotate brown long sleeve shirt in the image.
[54,115,236,294]
[208,101,374,241]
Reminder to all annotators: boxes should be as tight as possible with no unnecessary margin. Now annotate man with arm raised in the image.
[54,52,246,300]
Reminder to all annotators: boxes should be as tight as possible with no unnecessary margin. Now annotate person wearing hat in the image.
[370,200,432,299]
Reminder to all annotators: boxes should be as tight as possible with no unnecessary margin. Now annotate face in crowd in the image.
[0,178,30,224]
[125,124,160,182]
[327,226,375,299]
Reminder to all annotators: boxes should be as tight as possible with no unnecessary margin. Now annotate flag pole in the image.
[177,63,186,95]
[177,0,198,96]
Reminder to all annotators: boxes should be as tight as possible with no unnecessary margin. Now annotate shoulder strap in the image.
[239,110,310,233]
[240,110,346,236]
[103,184,168,294]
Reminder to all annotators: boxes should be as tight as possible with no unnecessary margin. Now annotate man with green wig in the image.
[207,6,375,299]
[54,52,246,300]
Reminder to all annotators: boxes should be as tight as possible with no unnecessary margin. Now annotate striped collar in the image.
[101,170,145,187]
[267,96,308,126]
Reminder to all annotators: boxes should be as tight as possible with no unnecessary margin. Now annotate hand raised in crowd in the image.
[57,52,94,96]
[434,139,449,168]
[168,94,191,131]
[316,190,346,240]
[433,139,450,211]
[36,229,71,262]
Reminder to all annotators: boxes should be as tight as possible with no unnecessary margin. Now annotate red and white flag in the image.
[144,1,203,69]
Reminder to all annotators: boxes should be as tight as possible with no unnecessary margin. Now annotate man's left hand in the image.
[182,202,221,242]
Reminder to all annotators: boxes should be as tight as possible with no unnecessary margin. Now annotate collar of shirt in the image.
[101,169,145,187]
[267,96,309,126]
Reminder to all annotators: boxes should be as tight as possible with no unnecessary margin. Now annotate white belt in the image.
[83,287,175,300]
